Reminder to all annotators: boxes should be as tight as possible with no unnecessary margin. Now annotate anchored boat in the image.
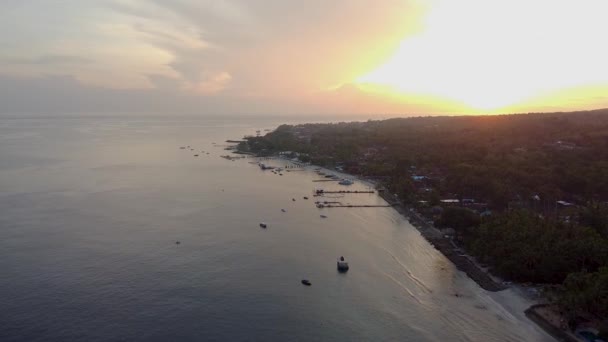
[337,256,349,272]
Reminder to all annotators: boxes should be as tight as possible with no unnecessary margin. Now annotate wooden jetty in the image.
[315,190,374,194]
[317,204,392,208]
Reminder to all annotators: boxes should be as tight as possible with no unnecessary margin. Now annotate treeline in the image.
[467,209,608,284]
[243,109,608,208]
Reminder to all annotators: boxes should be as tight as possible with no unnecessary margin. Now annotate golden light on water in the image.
[355,0,608,112]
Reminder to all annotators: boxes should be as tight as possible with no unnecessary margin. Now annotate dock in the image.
[315,190,374,194]
[317,204,392,208]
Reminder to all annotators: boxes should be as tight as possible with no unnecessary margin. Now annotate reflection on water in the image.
[0,116,552,341]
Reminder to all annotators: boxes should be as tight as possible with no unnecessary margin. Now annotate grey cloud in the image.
[147,74,182,91]
[146,0,257,45]
[4,55,94,65]
[108,1,233,88]
[0,74,273,115]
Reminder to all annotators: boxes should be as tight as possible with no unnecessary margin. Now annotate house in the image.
[557,200,574,207]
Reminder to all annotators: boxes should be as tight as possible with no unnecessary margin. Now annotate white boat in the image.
[338,179,354,185]
[337,256,349,272]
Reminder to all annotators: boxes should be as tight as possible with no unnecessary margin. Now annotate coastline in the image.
[353,171,572,341]
[374,188,507,292]
[262,155,507,291]
[525,305,580,342]
[247,153,566,341]
[352,172,574,342]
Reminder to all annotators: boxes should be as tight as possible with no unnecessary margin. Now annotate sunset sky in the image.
[1,0,607,115]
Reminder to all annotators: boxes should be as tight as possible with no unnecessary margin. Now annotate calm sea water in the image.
[0,116,552,341]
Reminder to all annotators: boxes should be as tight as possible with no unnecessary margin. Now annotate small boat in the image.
[320,215,327,218]
[337,256,349,272]
[194,154,199,157]
[175,241,181,245]
[292,198,296,201]
[339,179,354,185]
[303,196,308,200]
[259,223,267,228]
[180,147,185,149]
[281,209,286,212]
[301,279,311,286]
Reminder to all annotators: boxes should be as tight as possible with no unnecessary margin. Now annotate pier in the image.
[317,204,392,208]
[315,190,375,194]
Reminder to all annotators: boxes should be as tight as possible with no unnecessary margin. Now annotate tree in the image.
[436,207,480,232]
[579,202,608,238]
[558,267,608,320]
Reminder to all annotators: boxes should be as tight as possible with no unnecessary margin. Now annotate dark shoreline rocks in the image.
[525,305,579,342]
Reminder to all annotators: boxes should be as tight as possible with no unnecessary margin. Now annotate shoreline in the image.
[525,305,581,342]
[352,173,573,342]
[374,189,507,292]
[244,153,566,341]
[255,155,507,292]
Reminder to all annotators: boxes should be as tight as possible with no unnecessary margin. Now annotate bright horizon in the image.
[1,0,607,115]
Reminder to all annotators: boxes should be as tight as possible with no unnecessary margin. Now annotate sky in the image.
[1,0,607,116]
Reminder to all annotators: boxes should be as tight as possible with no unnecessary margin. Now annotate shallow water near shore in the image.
[0,116,553,341]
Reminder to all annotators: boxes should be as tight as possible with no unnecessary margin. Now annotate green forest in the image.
[238,109,608,322]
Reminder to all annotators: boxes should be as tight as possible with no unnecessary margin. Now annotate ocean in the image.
[0,115,552,341]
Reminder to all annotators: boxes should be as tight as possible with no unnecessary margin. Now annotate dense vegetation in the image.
[239,109,608,321]
[241,109,608,207]
[468,210,607,283]
[558,267,608,326]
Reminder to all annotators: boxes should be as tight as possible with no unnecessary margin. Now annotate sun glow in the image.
[356,0,608,111]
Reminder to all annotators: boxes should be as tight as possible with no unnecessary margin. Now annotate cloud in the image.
[3,1,604,115]
[0,73,245,115]
[146,74,182,91]
[4,55,94,65]
[102,1,235,92]
[191,71,232,94]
